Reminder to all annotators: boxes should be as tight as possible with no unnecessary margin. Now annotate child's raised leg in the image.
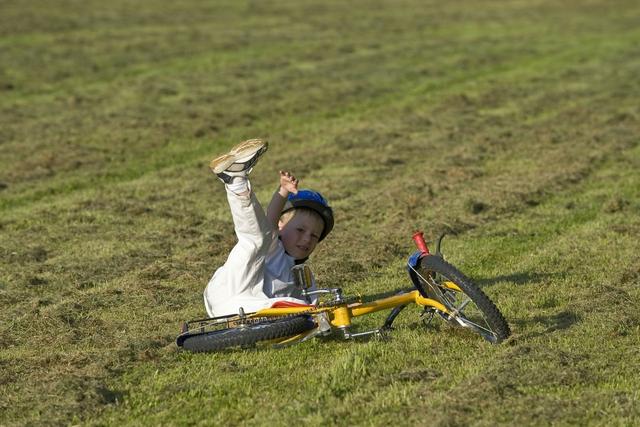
[203,185,277,316]
[203,139,275,316]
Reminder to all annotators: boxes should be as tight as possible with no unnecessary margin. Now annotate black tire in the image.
[181,315,316,353]
[412,255,510,343]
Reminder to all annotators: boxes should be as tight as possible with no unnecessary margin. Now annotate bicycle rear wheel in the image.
[179,315,316,353]
[411,255,510,343]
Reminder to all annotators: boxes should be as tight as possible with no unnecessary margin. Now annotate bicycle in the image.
[176,231,511,352]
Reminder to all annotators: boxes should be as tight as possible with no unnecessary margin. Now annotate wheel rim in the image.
[439,286,501,343]
[414,268,501,343]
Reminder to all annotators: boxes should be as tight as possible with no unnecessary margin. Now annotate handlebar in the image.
[412,231,430,255]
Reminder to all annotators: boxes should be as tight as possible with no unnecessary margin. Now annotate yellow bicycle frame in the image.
[253,289,450,329]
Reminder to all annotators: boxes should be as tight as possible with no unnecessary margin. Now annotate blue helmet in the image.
[282,189,334,241]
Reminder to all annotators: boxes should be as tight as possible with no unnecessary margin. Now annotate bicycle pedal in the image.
[376,329,392,342]
[420,307,436,317]
[342,328,381,340]
[421,309,436,327]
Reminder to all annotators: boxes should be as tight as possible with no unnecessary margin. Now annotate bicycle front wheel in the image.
[412,255,510,343]
[180,315,316,353]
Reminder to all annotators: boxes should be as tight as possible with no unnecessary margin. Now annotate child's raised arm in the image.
[266,171,299,229]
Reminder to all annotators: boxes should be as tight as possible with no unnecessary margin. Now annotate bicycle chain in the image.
[189,296,362,334]
[229,297,361,328]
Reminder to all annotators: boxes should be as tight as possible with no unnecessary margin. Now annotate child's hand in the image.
[279,170,298,197]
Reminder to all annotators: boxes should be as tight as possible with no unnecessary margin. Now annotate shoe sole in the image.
[209,139,268,174]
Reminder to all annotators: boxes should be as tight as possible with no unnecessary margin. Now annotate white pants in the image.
[203,187,306,317]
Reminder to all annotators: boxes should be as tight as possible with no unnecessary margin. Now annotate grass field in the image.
[1,0,640,425]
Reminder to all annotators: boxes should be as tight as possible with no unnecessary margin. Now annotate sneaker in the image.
[209,139,268,183]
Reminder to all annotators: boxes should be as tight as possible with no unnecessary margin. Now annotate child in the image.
[203,138,334,317]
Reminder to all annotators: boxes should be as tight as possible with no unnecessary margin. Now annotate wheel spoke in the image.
[456,297,471,311]
[411,266,455,309]
[409,256,510,343]
[449,295,498,341]
[451,315,498,343]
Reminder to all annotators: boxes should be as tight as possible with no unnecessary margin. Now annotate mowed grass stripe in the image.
[2,0,636,147]
[2,24,636,278]
[0,0,550,99]
[1,25,638,214]
[2,26,637,307]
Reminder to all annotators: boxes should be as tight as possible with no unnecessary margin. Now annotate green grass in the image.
[1,0,639,425]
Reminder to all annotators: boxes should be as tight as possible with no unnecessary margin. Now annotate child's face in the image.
[278,211,325,260]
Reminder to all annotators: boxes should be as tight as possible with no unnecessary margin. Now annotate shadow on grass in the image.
[356,271,554,304]
[476,272,557,287]
[512,310,581,339]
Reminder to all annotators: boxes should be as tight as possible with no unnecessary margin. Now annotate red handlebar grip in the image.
[412,231,430,254]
